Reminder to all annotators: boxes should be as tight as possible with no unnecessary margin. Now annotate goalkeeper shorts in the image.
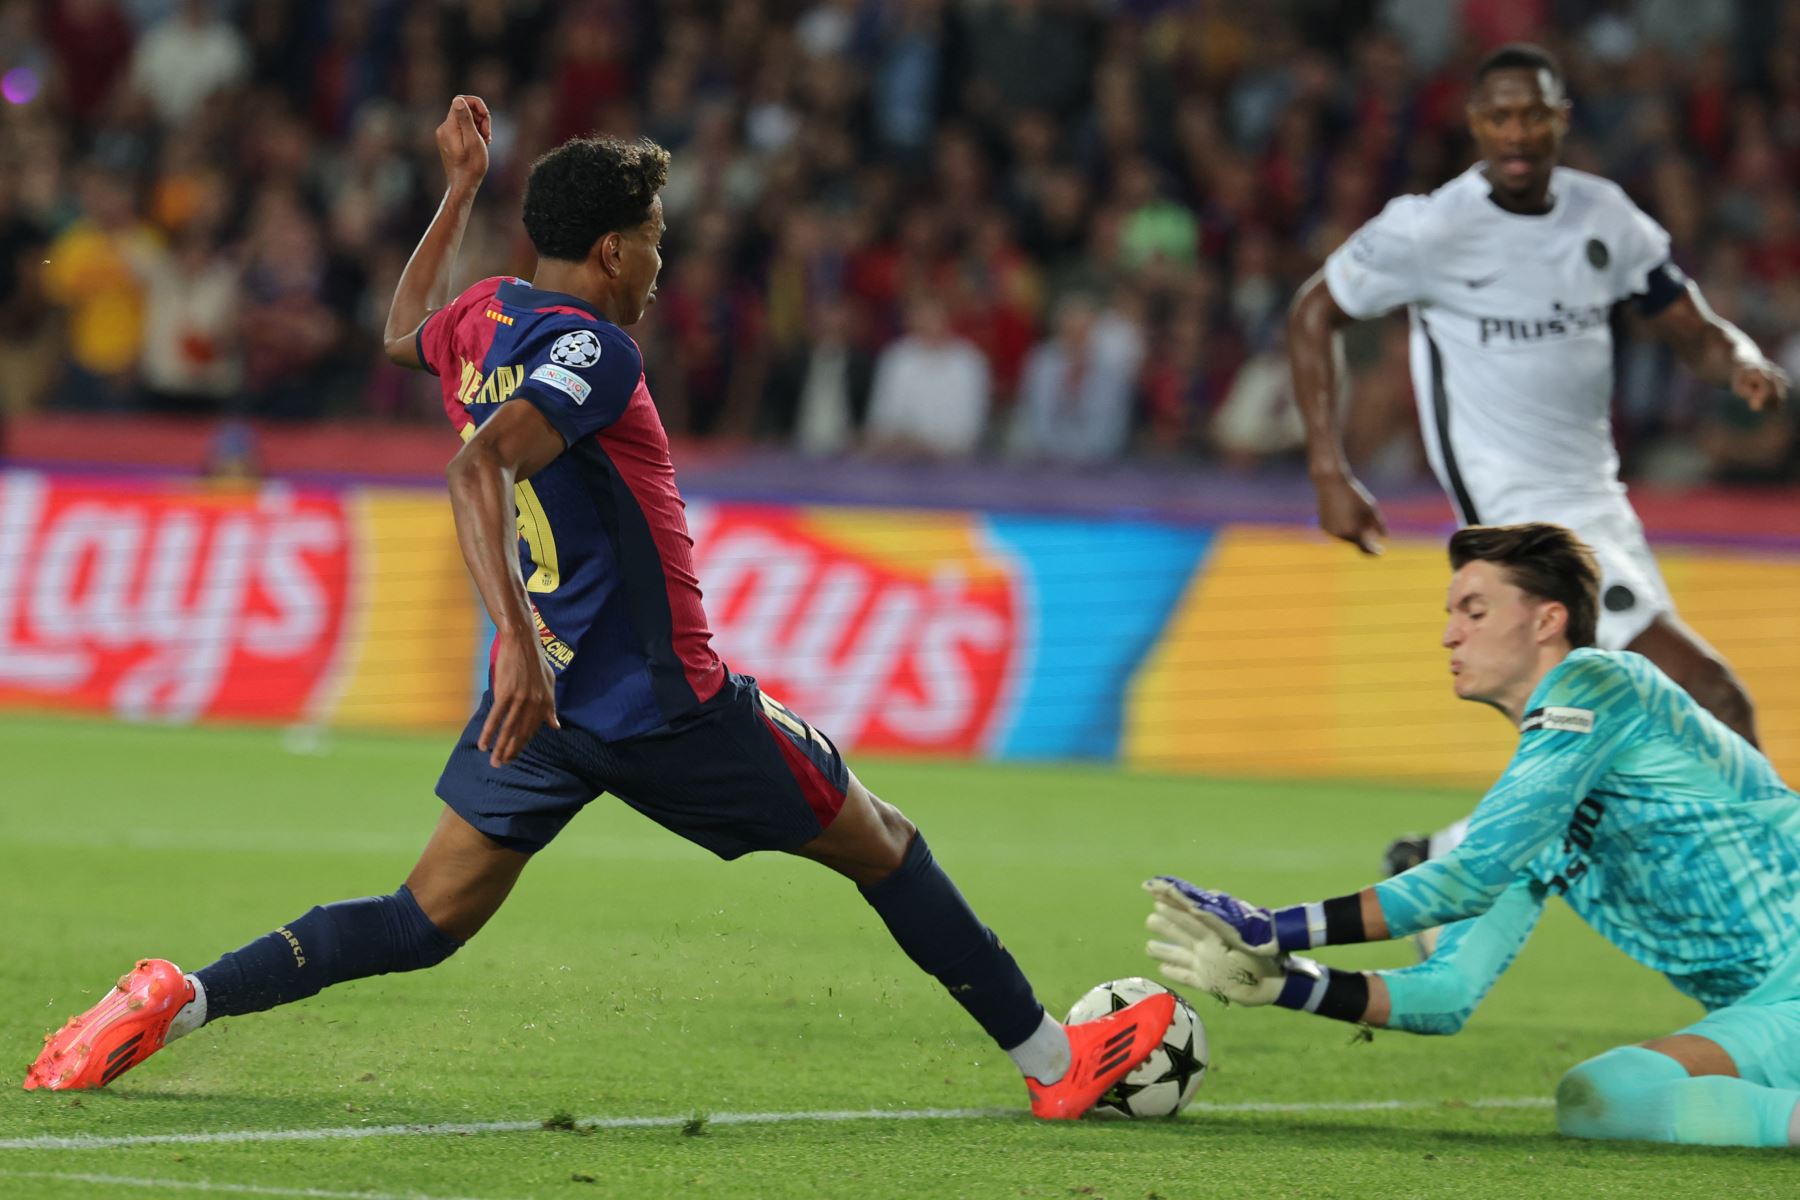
[1677,997,1800,1091]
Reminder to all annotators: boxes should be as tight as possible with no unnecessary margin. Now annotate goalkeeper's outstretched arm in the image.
[1147,878,1543,1033]
[1148,656,1642,961]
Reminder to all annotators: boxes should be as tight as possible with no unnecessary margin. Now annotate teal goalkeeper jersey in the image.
[1375,649,1800,1016]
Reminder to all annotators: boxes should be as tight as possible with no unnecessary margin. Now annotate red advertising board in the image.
[690,504,1021,755]
[0,473,353,723]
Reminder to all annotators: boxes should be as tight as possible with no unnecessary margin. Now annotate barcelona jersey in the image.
[417,277,724,739]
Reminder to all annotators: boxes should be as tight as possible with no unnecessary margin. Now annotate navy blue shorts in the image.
[435,672,851,858]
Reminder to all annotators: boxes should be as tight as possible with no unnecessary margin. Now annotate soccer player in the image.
[1289,43,1785,749]
[1143,522,1800,1147]
[23,95,1172,1118]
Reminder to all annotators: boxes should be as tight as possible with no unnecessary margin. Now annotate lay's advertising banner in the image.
[685,503,1211,759]
[4,469,1798,786]
[0,472,477,730]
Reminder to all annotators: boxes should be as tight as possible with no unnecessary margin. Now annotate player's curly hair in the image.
[522,135,670,262]
[1449,523,1599,648]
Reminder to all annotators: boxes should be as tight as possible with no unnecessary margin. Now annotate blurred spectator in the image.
[959,0,1093,132]
[865,294,989,458]
[42,163,160,410]
[1139,310,1211,457]
[651,247,766,437]
[0,180,55,422]
[137,217,239,413]
[128,0,249,127]
[235,188,341,420]
[0,0,1796,486]
[872,0,951,164]
[760,294,875,456]
[1009,292,1144,464]
[44,0,135,132]
[1210,337,1303,470]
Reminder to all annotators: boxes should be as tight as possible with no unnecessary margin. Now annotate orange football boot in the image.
[1026,990,1175,1119]
[23,959,192,1091]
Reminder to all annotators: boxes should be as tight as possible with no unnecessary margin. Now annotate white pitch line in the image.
[0,1096,1551,1153]
[0,1170,486,1200]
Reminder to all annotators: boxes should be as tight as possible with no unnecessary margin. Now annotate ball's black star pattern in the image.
[1153,1025,1205,1097]
[1099,1075,1151,1115]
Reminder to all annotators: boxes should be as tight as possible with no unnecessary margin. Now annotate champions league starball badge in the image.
[550,329,602,368]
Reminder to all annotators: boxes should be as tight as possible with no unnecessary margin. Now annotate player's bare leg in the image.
[1625,614,1758,747]
[25,806,521,1091]
[786,773,914,884]
[787,773,1173,1118]
[1558,1031,1800,1146]
[404,805,533,941]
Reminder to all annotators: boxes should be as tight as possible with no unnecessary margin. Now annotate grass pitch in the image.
[0,716,1791,1198]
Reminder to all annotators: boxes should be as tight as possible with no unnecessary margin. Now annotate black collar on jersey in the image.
[496,278,609,323]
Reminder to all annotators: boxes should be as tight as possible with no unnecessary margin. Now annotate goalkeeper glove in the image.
[1145,876,1281,954]
[1144,899,1320,1006]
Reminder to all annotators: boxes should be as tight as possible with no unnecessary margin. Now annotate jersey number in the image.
[514,480,561,593]
[457,421,561,593]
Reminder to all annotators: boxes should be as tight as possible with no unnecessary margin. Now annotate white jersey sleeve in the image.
[1601,188,1674,304]
[1323,195,1429,319]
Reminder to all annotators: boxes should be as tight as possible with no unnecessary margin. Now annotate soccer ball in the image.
[1064,977,1207,1118]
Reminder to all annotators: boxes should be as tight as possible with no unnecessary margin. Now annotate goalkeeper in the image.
[1145,522,1800,1148]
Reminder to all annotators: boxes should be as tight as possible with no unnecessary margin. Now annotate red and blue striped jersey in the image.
[418,276,724,738]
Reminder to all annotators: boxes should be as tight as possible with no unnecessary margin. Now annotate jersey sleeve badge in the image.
[550,330,602,368]
[529,363,592,405]
[1520,706,1596,735]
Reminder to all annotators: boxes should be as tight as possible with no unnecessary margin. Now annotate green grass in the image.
[0,716,1791,1198]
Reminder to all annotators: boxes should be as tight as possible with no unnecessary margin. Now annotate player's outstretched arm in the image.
[1144,875,1390,956]
[383,95,493,369]
[446,400,566,767]
[1145,897,1392,1026]
[1144,880,1541,1035]
[1288,272,1388,555]
[1647,283,1790,413]
[1376,878,1543,1035]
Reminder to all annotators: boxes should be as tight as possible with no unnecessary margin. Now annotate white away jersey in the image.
[1324,165,1671,522]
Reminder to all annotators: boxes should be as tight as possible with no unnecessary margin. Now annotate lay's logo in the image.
[0,473,352,722]
[690,505,1019,755]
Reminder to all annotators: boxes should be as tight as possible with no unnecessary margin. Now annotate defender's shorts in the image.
[436,672,849,858]
[1485,493,1672,650]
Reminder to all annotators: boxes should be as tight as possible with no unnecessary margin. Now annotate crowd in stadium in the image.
[2,0,1798,483]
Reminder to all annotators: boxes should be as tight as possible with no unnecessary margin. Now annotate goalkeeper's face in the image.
[1441,561,1558,708]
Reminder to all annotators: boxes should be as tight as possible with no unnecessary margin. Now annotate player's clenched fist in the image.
[436,94,493,193]
[1732,358,1790,413]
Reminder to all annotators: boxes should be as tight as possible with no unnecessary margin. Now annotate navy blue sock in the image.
[858,834,1044,1050]
[195,885,462,1022]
